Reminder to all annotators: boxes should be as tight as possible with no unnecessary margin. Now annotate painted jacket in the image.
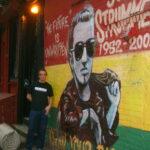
[58,69,121,146]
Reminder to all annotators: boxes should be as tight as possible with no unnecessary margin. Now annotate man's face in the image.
[38,70,47,82]
[70,20,95,85]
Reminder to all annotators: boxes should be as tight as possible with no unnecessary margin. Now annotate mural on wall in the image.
[58,5,121,147]
[44,0,150,149]
[45,0,150,66]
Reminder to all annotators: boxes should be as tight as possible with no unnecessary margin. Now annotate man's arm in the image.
[106,81,120,129]
[26,82,33,102]
[45,96,52,115]
[26,93,32,102]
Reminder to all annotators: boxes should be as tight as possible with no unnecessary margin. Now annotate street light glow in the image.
[30,4,39,14]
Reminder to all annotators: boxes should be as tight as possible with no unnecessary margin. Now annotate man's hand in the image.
[106,81,120,106]
[80,109,89,126]
[80,108,102,145]
[45,96,52,115]
[45,105,51,115]
[26,93,32,101]
[80,108,100,126]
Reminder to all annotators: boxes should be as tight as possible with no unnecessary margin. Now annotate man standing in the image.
[26,68,53,150]
[59,4,121,147]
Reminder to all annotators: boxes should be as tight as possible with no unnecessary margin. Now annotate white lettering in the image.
[35,87,47,92]
[95,0,149,43]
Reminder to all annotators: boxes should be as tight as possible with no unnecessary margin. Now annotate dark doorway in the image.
[18,15,36,123]
[17,13,44,123]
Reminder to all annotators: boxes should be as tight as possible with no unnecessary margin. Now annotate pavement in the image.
[18,143,51,150]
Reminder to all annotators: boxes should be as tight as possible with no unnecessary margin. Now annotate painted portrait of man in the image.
[58,4,121,147]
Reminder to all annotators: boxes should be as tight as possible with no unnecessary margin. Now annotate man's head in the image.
[38,68,47,82]
[68,5,95,85]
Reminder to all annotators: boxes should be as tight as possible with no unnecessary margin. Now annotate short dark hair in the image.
[38,68,47,75]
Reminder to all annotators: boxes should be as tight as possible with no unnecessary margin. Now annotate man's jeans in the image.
[26,110,48,150]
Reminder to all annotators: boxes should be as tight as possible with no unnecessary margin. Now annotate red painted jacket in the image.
[58,69,121,146]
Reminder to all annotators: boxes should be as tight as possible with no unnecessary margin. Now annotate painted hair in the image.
[68,4,94,51]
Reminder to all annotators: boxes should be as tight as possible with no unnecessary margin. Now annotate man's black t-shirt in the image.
[28,81,53,111]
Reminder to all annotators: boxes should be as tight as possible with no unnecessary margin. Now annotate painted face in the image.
[70,21,95,85]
